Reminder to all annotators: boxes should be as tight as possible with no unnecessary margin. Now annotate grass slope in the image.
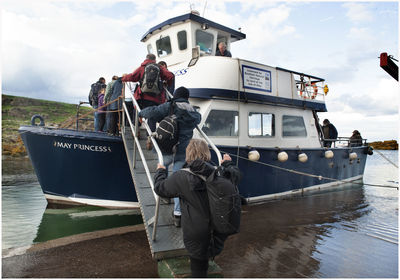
[2,94,93,156]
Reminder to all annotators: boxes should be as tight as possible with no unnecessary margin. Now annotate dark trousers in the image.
[124,101,134,126]
[107,111,119,135]
[97,112,106,132]
[190,257,209,278]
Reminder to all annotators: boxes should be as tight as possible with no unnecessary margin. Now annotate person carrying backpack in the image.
[138,87,201,225]
[154,139,241,278]
[88,77,106,131]
[122,54,174,148]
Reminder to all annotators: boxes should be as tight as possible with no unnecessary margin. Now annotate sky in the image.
[1,0,399,142]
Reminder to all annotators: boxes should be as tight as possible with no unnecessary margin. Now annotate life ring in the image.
[311,83,318,99]
[31,114,45,126]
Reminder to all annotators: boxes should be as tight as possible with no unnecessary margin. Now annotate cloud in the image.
[342,2,373,23]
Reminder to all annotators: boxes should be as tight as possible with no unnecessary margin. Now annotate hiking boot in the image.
[146,138,153,150]
[172,212,181,228]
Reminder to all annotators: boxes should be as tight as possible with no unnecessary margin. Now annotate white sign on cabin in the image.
[242,65,272,92]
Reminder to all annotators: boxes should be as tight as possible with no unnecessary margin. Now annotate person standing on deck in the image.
[89,77,106,131]
[322,119,338,148]
[122,54,174,150]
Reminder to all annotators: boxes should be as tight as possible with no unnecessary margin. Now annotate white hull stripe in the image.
[44,194,140,209]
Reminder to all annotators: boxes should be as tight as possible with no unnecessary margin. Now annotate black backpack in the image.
[141,63,161,95]
[182,166,241,236]
[88,82,104,107]
[153,102,179,154]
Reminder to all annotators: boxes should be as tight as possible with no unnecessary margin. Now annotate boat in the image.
[19,11,373,209]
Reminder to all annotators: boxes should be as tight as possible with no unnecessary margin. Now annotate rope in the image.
[59,97,124,129]
[220,150,399,190]
[374,149,398,168]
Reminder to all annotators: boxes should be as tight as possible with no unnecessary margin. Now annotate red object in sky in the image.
[380,52,398,81]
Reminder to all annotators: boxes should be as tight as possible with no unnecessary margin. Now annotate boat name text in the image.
[53,141,112,152]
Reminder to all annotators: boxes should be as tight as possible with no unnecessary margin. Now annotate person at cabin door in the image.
[138,87,201,227]
[122,53,174,150]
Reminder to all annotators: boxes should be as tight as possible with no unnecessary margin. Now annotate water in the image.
[2,156,142,251]
[2,151,398,277]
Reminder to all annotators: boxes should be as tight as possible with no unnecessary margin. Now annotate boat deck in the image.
[121,126,187,260]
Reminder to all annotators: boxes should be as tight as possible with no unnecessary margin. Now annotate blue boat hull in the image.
[19,125,368,208]
[213,146,368,202]
[19,126,138,208]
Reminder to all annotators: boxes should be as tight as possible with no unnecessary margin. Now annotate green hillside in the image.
[2,94,93,156]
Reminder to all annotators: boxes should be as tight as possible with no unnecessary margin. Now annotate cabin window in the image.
[177,31,187,50]
[202,110,238,136]
[248,113,275,137]
[195,30,214,54]
[156,36,172,57]
[147,44,153,54]
[282,115,307,137]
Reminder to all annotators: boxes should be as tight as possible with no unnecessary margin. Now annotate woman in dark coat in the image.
[153,139,240,277]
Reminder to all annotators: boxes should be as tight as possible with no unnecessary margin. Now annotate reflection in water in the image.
[216,151,398,278]
[34,207,142,243]
[217,186,375,277]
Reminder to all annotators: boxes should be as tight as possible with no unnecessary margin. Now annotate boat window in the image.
[248,113,275,137]
[177,30,187,50]
[147,44,153,54]
[202,110,238,136]
[195,30,213,54]
[156,36,172,57]
[282,115,307,137]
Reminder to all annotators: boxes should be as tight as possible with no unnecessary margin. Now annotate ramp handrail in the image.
[121,82,163,241]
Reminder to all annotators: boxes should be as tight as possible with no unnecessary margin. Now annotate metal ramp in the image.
[119,83,222,261]
[121,126,187,260]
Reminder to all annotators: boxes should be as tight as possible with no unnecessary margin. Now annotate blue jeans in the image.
[93,106,99,131]
[163,153,185,216]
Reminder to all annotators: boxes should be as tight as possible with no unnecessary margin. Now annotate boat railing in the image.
[323,137,368,148]
[75,101,94,130]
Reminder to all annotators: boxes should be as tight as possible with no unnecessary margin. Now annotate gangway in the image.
[120,83,222,260]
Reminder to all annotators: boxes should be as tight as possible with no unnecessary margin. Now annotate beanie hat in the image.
[173,87,190,100]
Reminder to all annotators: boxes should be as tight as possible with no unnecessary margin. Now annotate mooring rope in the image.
[374,149,398,168]
[220,150,399,190]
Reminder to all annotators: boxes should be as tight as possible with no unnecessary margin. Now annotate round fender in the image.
[31,114,45,126]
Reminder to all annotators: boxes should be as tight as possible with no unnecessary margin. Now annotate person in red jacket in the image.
[122,53,174,149]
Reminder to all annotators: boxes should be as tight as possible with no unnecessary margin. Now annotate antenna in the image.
[202,0,207,17]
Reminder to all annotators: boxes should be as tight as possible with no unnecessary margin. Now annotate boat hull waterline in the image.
[19,125,368,208]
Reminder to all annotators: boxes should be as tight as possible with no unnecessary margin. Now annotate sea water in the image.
[2,151,398,277]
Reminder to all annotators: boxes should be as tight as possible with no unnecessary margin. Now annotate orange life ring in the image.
[311,83,318,99]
